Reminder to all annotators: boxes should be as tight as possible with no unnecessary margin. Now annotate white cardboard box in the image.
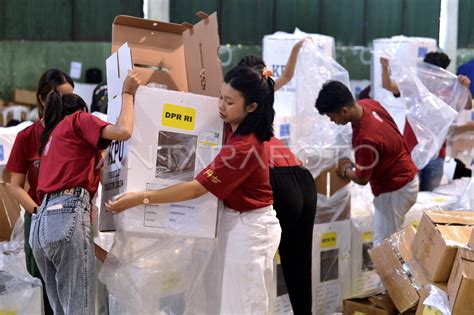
[350,215,383,298]
[312,220,351,314]
[101,85,223,238]
[262,30,335,121]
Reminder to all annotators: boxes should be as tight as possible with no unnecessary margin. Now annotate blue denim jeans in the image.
[29,188,95,315]
[419,157,444,192]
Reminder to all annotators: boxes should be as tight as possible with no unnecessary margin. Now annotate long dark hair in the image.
[39,92,88,155]
[224,65,275,142]
[36,69,74,118]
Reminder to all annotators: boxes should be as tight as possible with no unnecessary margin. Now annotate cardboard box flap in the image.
[367,293,397,312]
[437,226,473,247]
[470,227,474,250]
[459,248,474,263]
[425,210,474,225]
[111,12,222,97]
[113,15,189,34]
[182,12,222,97]
[315,165,350,197]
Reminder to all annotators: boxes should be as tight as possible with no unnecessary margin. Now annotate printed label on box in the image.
[362,231,373,242]
[143,183,198,232]
[198,130,220,148]
[162,104,196,131]
[321,231,337,248]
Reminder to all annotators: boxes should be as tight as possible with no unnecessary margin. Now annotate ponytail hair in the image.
[39,92,88,155]
[224,65,275,142]
[36,69,74,118]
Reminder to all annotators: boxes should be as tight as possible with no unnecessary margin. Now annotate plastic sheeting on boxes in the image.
[0,221,43,315]
[402,191,462,230]
[292,41,353,178]
[416,285,451,315]
[369,226,430,312]
[389,59,458,169]
[263,29,335,120]
[350,216,384,298]
[0,121,33,174]
[100,86,223,238]
[371,36,437,132]
[315,186,351,224]
[312,220,351,314]
[99,231,217,314]
[414,62,471,113]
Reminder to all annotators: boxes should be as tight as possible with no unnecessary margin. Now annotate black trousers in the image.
[270,166,317,315]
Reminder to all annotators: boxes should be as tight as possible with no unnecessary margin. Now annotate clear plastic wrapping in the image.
[369,226,430,312]
[418,284,451,315]
[315,186,351,224]
[98,231,217,314]
[415,62,470,113]
[390,60,458,169]
[292,41,353,177]
[0,218,43,315]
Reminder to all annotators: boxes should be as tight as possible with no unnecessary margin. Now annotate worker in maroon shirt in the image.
[30,71,141,315]
[106,65,281,314]
[238,46,317,315]
[5,69,74,315]
[315,80,418,245]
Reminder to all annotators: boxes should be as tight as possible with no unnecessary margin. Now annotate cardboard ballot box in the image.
[100,13,224,238]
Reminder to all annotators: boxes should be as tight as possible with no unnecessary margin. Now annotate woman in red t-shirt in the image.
[29,71,141,315]
[106,66,281,314]
[5,69,74,315]
[238,48,318,315]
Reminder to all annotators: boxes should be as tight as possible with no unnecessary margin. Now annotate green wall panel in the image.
[319,0,365,45]
[220,0,274,45]
[367,0,403,42]
[403,0,440,39]
[0,42,111,100]
[0,0,143,41]
[4,0,72,40]
[73,0,144,41]
[458,0,474,48]
[170,0,218,25]
[274,0,320,34]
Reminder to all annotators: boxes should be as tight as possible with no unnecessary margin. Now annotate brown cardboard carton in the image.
[369,226,430,313]
[0,182,21,241]
[111,11,222,97]
[447,248,474,314]
[343,298,394,315]
[411,210,474,282]
[315,165,350,197]
[12,89,37,105]
[469,226,474,249]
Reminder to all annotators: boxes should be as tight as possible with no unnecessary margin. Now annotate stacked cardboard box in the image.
[0,182,21,241]
[369,226,430,313]
[12,89,37,106]
[371,211,474,314]
[343,293,396,315]
[412,211,474,282]
[312,219,351,314]
[99,13,224,238]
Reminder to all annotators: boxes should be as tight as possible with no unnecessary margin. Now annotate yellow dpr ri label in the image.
[161,103,196,131]
[320,231,337,248]
[362,231,373,242]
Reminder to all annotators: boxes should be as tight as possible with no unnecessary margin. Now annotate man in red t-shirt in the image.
[315,80,419,245]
